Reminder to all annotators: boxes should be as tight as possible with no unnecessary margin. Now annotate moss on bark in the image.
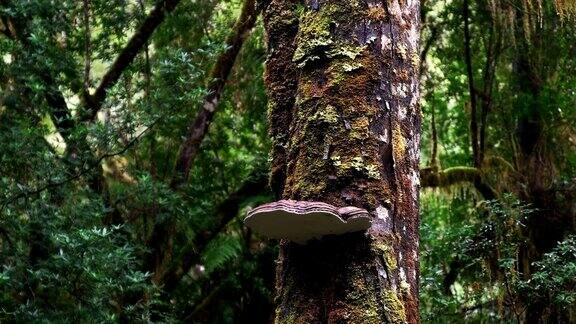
[264,0,421,322]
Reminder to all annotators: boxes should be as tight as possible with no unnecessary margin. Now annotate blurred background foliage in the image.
[0,0,575,322]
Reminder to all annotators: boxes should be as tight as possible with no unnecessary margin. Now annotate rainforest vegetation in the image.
[0,0,575,322]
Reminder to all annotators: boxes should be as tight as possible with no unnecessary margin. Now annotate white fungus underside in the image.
[244,209,371,244]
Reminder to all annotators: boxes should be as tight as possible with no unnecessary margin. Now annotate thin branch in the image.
[430,104,439,168]
[83,0,92,92]
[170,0,259,189]
[478,21,501,164]
[420,24,441,76]
[463,0,480,167]
[83,0,183,120]
[160,172,269,291]
[0,118,160,214]
[144,0,259,285]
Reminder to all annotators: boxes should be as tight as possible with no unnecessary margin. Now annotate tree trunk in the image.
[263,0,421,322]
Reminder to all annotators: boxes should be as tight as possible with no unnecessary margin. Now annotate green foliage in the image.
[1,0,576,322]
[1,0,271,321]
[202,234,243,275]
[519,235,576,308]
[421,193,529,321]
[0,188,159,322]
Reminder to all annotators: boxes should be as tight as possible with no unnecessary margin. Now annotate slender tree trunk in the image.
[263,0,421,322]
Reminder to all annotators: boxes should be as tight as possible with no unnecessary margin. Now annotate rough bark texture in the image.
[262,0,300,199]
[263,0,421,322]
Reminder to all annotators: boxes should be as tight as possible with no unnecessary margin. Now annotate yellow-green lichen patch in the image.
[365,164,381,180]
[310,104,339,124]
[373,242,398,270]
[382,290,408,323]
[293,1,364,68]
[342,61,363,72]
[327,44,366,60]
[395,44,408,60]
[399,280,410,294]
[331,155,381,180]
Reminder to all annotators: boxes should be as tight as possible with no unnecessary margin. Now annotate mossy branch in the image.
[420,166,497,198]
[420,166,481,187]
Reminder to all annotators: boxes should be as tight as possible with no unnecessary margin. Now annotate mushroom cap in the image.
[244,200,372,244]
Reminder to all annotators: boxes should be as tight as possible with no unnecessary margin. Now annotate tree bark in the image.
[264,0,421,322]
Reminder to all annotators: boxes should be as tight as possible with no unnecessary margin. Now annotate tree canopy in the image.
[0,0,575,322]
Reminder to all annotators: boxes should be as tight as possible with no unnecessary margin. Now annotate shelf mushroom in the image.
[244,200,372,244]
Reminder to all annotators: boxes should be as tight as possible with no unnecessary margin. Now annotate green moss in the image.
[363,307,380,321]
[382,290,408,323]
[292,7,335,66]
[293,2,365,68]
[292,168,328,198]
[345,271,381,323]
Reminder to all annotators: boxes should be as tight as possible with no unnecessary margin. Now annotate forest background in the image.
[0,0,575,322]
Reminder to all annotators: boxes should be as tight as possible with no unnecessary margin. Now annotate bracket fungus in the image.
[244,200,372,244]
